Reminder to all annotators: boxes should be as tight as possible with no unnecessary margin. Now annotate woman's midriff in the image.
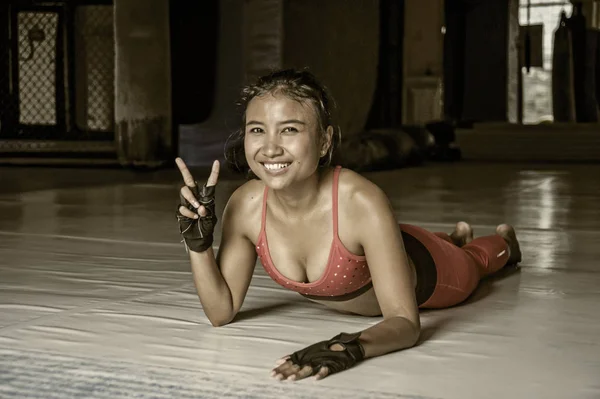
[304,256,418,316]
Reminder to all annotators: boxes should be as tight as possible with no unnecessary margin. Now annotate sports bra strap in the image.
[332,165,342,236]
[260,185,269,233]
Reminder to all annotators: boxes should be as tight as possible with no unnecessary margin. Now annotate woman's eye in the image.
[248,127,263,134]
[282,127,298,133]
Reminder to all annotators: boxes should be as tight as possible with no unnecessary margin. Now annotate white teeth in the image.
[263,163,290,170]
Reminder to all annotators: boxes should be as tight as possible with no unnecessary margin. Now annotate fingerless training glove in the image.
[289,332,365,375]
[176,182,217,253]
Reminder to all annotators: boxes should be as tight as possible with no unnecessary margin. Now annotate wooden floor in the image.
[0,161,598,399]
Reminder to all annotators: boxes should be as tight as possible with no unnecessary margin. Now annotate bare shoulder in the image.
[337,168,391,215]
[223,179,265,242]
[335,167,395,252]
[227,178,264,210]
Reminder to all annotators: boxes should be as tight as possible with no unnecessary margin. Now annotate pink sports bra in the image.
[255,166,372,297]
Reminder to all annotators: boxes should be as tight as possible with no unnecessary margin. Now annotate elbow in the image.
[198,296,236,327]
[207,313,235,327]
[394,316,420,347]
[408,322,421,347]
[409,328,420,347]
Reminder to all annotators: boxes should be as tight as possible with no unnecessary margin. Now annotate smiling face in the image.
[244,93,331,190]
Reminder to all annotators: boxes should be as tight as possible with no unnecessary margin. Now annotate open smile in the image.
[260,162,292,175]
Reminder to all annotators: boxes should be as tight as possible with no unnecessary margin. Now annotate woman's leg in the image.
[400,223,521,309]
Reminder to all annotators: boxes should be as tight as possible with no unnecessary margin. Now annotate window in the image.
[519,0,573,124]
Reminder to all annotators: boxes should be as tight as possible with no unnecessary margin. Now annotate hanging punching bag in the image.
[568,3,592,122]
[582,28,599,122]
[552,11,576,122]
[596,27,600,113]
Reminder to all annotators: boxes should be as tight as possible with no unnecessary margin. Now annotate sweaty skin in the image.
[236,167,417,317]
[233,93,419,325]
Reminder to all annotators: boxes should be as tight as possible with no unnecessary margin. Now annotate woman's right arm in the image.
[189,187,257,327]
[176,158,257,327]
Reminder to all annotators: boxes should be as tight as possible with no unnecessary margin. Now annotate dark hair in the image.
[224,69,341,179]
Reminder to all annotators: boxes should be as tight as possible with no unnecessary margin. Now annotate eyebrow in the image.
[245,119,306,126]
[279,119,306,125]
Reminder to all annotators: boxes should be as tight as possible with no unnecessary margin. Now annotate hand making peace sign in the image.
[175,158,220,253]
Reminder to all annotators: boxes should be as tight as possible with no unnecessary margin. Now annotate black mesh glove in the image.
[288,332,365,375]
[176,182,217,253]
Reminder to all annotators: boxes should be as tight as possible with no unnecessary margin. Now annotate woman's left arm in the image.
[355,184,421,357]
[271,183,421,381]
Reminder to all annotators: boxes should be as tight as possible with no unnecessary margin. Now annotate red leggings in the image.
[399,224,510,309]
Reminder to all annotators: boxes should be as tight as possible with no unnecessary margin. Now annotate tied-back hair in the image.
[224,69,342,179]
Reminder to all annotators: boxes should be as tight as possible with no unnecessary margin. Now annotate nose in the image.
[262,135,284,157]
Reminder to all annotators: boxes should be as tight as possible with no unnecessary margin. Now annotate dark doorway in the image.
[169,0,219,127]
[365,0,405,130]
[443,0,468,123]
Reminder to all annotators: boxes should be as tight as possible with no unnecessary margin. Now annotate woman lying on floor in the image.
[175,69,522,382]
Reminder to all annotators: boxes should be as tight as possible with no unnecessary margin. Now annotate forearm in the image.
[189,247,234,326]
[358,316,420,358]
